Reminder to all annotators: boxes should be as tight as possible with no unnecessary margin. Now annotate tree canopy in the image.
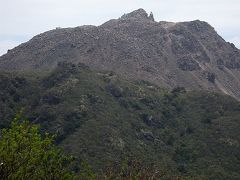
[0,113,75,179]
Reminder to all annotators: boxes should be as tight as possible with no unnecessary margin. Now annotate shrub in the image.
[0,113,76,179]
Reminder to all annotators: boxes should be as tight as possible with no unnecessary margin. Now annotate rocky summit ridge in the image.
[0,9,240,100]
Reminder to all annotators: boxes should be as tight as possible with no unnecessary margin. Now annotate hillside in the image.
[0,9,240,100]
[0,62,240,179]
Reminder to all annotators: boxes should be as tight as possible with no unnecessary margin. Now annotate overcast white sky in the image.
[0,0,240,55]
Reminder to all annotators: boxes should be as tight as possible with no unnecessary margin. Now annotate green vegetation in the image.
[0,114,179,179]
[0,62,240,179]
[0,112,75,179]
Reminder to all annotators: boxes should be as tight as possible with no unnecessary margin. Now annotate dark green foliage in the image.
[101,159,181,180]
[0,63,240,179]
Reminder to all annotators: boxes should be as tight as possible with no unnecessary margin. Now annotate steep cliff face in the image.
[0,9,240,99]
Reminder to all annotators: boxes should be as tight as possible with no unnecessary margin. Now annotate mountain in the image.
[0,62,240,178]
[1,9,240,100]
[1,9,240,179]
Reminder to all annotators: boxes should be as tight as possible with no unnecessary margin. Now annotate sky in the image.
[0,0,240,55]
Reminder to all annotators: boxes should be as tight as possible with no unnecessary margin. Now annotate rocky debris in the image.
[140,129,154,141]
[225,54,240,69]
[141,113,163,128]
[0,9,240,100]
[201,71,216,83]
[177,56,200,71]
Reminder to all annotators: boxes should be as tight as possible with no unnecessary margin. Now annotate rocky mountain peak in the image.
[120,8,154,21]
[183,20,215,33]
[0,9,240,100]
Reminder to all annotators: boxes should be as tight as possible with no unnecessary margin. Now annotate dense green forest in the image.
[0,62,240,179]
[1,114,176,179]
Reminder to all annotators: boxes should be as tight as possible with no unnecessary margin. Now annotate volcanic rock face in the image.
[1,9,240,99]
